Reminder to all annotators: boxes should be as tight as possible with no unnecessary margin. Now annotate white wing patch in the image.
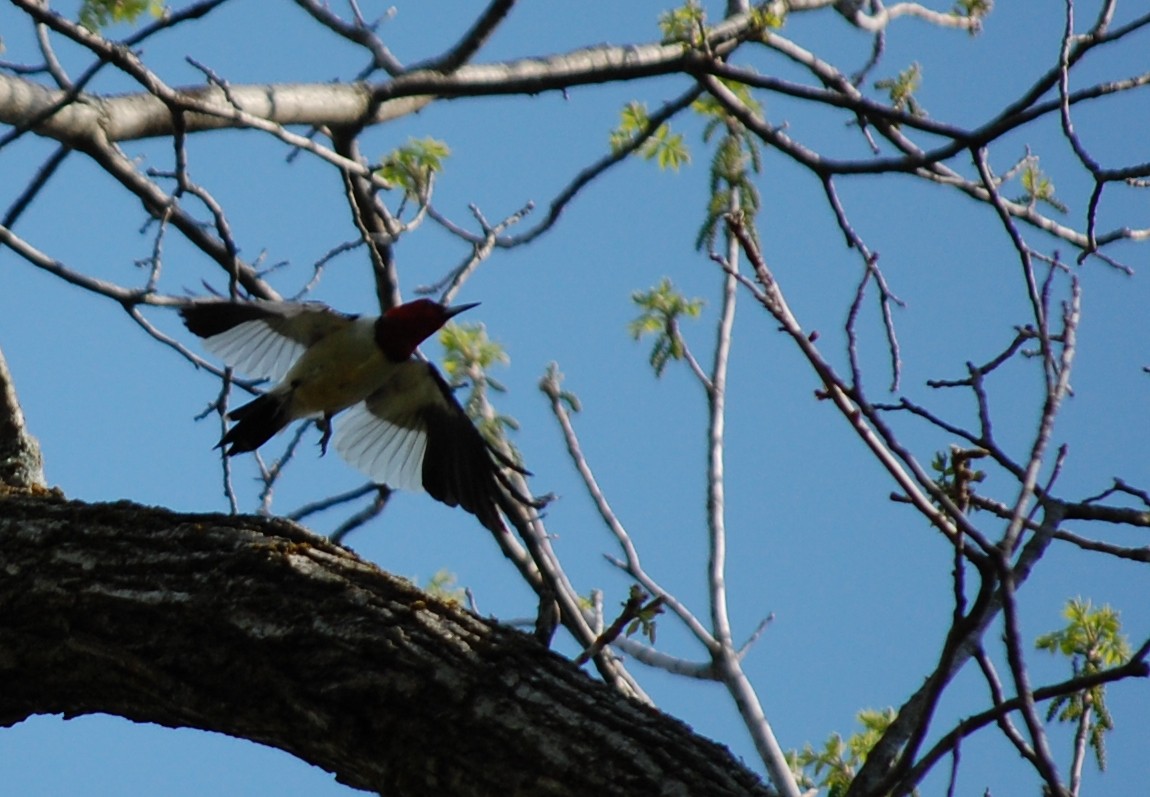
[334,402,427,493]
[204,320,307,383]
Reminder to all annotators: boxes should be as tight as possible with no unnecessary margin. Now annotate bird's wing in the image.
[180,300,355,382]
[333,400,428,493]
[333,359,505,532]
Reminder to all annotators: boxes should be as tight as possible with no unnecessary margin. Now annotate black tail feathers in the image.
[218,393,290,455]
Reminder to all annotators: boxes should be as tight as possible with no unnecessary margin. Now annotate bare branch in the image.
[499,86,703,247]
[291,0,404,76]
[707,262,737,649]
[540,366,718,650]
[895,639,1150,793]
[998,557,1068,795]
[0,144,69,229]
[412,0,519,73]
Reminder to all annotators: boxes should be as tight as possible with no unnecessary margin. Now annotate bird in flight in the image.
[180,297,527,532]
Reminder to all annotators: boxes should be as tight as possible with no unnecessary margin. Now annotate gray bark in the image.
[0,494,772,797]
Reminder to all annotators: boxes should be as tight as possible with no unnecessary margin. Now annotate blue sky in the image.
[2,1,1149,794]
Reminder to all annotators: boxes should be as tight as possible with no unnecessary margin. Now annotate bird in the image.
[179,297,524,533]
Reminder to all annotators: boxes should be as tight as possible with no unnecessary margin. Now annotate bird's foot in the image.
[318,416,333,456]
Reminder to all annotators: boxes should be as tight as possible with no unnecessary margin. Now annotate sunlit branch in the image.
[707,212,738,652]
[603,627,716,678]
[702,202,799,797]
[721,215,1051,796]
[696,51,1150,258]
[370,11,756,106]
[502,474,654,703]
[836,2,984,33]
[34,16,71,89]
[1,0,230,147]
[540,368,717,649]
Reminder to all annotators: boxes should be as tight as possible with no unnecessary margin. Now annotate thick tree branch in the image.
[0,494,772,797]
[0,8,756,146]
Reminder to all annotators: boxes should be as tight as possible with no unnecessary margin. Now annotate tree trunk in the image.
[0,493,772,796]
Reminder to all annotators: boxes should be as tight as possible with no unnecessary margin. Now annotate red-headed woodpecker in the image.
[180,298,519,532]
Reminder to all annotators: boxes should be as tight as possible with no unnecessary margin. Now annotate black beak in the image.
[445,302,480,319]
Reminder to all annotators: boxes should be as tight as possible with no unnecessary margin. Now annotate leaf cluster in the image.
[629,278,704,377]
[624,585,663,645]
[658,0,707,47]
[790,708,900,797]
[697,131,762,250]
[874,63,926,120]
[423,569,468,604]
[78,0,165,31]
[439,321,521,460]
[749,6,787,34]
[690,79,764,252]
[609,102,690,172]
[1036,598,1132,771]
[377,137,451,200]
[1016,156,1069,213]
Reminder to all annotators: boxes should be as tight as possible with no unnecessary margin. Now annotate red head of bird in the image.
[374,300,479,361]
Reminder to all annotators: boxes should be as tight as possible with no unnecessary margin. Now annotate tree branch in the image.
[0,494,773,797]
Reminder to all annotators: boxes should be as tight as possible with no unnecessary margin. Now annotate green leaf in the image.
[1036,597,1132,773]
[609,102,650,153]
[750,7,786,32]
[658,0,706,46]
[629,278,704,377]
[874,62,926,119]
[692,78,763,121]
[440,322,509,378]
[694,125,761,253]
[928,448,987,513]
[377,137,451,199]
[690,79,764,252]
[79,0,165,31]
[439,321,521,459]
[609,102,691,172]
[423,569,467,603]
[1016,155,1068,213]
[621,585,663,644]
[789,708,899,795]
